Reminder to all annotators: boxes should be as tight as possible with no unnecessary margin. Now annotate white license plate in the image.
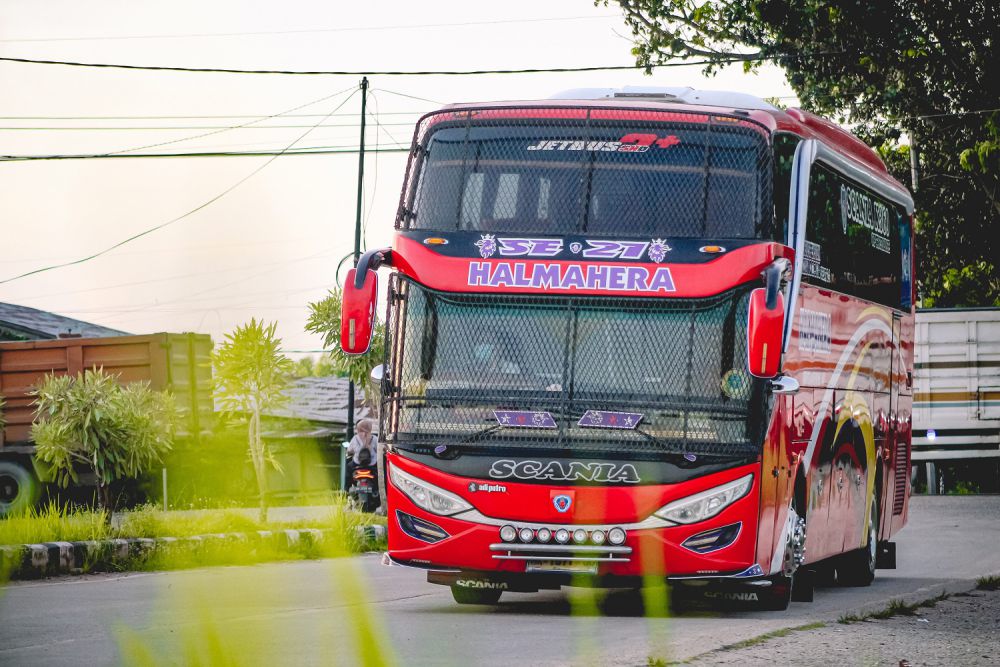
[526,561,598,575]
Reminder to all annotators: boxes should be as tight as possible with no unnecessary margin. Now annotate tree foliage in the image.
[608,0,999,306]
[32,369,175,512]
[212,319,293,522]
[305,287,384,412]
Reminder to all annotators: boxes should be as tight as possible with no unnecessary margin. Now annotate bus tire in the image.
[838,494,878,587]
[0,459,41,516]
[451,585,502,605]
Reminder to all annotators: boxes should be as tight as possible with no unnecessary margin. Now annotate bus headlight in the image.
[653,474,753,525]
[389,466,473,516]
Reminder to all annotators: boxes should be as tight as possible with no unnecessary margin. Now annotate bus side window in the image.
[772,133,800,243]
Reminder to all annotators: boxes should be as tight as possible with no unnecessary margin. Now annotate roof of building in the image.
[0,302,130,341]
[262,376,371,426]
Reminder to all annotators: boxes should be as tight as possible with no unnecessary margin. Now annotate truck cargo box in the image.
[913,308,1000,461]
[0,332,213,448]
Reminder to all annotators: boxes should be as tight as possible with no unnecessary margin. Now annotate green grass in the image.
[0,498,386,546]
[977,575,1000,590]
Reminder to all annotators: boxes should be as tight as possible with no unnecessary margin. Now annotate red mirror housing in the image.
[746,287,785,378]
[340,268,378,355]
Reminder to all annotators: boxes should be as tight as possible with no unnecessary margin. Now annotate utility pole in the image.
[346,76,368,447]
[909,127,920,193]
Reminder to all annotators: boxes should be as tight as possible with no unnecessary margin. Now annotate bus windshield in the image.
[405,114,773,239]
[384,279,767,459]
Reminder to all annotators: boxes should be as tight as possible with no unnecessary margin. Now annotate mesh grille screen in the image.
[382,276,767,458]
[396,106,773,240]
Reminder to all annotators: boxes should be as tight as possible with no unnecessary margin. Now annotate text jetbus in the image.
[340,87,915,610]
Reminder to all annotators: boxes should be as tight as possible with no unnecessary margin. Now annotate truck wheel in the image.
[0,460,40,516]
[451,585,502,605]
[838,495,878,587]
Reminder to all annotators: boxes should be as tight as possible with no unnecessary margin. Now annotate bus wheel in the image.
[838,495,878,587]
[451,585,503,605]
[0,460,40,516]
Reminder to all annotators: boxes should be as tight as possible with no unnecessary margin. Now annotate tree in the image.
[212,319,293,522]
[32,369,175,513]
[305,287,385,413]
[606,0,999,306]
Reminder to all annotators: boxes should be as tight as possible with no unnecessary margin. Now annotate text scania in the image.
[468,262,676,293]
[489,459,642,484]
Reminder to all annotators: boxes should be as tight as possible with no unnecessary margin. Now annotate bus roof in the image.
[432,86,905,194]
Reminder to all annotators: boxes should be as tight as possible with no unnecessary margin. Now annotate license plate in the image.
[526,560,598,575]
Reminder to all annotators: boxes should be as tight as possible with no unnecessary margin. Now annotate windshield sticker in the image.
[802,240,832,283]
[468,261,676,293]
[494,410,557,429]
[720,370,752,400]
[840,183,891,253]
[473,236,673,262]
[578,410,644,430]
[526,134,681,153]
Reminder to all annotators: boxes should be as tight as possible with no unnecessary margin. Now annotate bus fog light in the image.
[536,527,552,543]
[608,527,627,545]
[591,530,606,545]
[555,529,570,544]
[572,529,588,544]
[518,527,535,543]
[499,525,517,542]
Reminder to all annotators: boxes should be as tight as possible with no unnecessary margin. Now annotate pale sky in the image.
[0,0,795,355]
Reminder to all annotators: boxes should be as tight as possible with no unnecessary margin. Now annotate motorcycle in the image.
[348,449,381,513]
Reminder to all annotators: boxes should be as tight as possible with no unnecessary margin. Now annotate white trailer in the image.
[912,307,1000,491]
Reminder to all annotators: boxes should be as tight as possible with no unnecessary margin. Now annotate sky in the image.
[0,0,796,356]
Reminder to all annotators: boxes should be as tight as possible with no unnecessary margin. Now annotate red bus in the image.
[340,87,915,610]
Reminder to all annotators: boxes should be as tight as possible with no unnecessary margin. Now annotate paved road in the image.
[2,496,998,666]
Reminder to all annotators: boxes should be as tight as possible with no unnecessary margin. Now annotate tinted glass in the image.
[404,112,773,240]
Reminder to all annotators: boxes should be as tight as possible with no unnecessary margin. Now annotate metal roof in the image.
[0,302,129,341]
[261,376,371,426]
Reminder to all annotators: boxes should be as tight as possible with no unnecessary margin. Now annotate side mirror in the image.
[746,287,785,378]
[370,364,385,383]
[340,268,378,355]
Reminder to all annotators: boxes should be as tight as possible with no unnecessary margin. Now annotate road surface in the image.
[1,496,998,666]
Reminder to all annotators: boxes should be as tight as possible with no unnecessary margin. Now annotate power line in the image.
[0,146,409,161]
[0,15,620,43]
[0,54,772,76]
[0,86,361,285]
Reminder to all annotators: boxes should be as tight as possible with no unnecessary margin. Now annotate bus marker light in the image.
[699,245,726,253]
[518,527,535,543]
[500,525,517,542]
[572,529,588,544]
[536,528,552,543]
[555,529,571,544]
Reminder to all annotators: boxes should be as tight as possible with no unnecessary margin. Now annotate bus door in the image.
[882,312,904,538]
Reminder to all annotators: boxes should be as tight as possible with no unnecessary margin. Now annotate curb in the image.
[0,524,387,580]
[825,569,1000,623]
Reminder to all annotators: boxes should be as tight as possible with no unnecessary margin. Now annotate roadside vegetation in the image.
[0,500,383,546]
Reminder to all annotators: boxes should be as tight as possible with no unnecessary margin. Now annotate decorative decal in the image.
[493,410,557,429]
[468,262,676,293]
[720,369,752,400]
[648,239,671,263]
[799,309,833,354]
[490,459,642,484]
[467,482,507,494]
[577,410,643,429]
[552,494,573,513]
[569,242,583,254]
[497,237,563,257]
[475,234,497,259]
[525,134,681,154]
